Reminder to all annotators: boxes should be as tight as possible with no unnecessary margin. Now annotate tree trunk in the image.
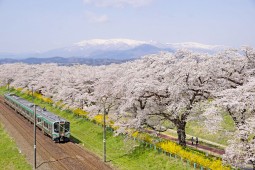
[176,121,187,146]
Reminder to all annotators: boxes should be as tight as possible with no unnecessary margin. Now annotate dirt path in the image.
[0,96,113,170]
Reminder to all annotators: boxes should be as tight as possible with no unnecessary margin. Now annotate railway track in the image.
[0,96,112,170]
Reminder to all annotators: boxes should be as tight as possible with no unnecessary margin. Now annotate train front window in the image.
[65,122,70,132]
[60,124,64,133]
[54,122,59,133]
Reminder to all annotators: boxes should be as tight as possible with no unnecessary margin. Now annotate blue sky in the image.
[0,0,254,53]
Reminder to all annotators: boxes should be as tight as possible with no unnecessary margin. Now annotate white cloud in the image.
[85,11,109,23]
[83,0,154,8]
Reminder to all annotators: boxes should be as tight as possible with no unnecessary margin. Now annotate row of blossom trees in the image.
[0,47,255,168]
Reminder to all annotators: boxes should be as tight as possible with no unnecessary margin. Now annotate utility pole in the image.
[80,99,84,109]
[34,104,37,170]
[103,108,106,162]
[32,87,34,99]
[7,80,10,93]
[7,79,13,93]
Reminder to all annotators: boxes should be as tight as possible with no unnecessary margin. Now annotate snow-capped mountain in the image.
[33,39,166,59]
[74,39,147,50]
[166,42,222,50]
[164,42,225,53]
[0,39,226,64]
[70,39,223,52]
[38,39,224,58]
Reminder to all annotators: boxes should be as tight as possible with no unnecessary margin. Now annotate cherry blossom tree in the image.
[211,78,255,169]
[205,47,255,168]
[112,51,219,146]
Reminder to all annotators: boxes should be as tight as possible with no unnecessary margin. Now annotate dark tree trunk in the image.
[176,121,187,146]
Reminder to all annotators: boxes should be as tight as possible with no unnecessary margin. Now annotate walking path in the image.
[144,129,225,157]
[166,129,227,148]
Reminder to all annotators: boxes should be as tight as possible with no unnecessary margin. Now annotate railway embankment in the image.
[0,87,232,170]
[0,87,192,170]
[0,96,112,170]
[0,122,32,170]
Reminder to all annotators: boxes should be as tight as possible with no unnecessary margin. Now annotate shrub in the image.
[93,114,104,125]
[73,108,88,117]
[159,141,230,169]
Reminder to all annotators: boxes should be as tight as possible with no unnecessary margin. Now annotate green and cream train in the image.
[4,93,70,142]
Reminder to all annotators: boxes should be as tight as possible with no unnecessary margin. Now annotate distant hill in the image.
[0,57,133,66]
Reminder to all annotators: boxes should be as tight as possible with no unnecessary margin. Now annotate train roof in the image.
[5,93,68,123]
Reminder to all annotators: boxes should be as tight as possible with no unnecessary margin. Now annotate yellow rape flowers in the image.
[159,141,230,170]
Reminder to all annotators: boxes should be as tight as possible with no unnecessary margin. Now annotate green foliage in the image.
[0,123,32,170]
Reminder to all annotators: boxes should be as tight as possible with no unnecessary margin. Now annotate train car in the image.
[4,93,70,142]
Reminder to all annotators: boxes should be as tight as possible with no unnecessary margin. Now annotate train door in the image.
[65,122,70,133]
[54,122,60,142]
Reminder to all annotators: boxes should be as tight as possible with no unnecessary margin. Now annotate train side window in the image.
[44,122,48,129]
[49,124,52,132]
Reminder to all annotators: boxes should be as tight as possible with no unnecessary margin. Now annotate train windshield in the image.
[54,122,59,133]
[65,122,70,132]
[60,123,65,133]
[54,122,69,133]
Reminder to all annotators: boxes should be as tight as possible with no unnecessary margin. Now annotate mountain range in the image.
[0,39,225,65]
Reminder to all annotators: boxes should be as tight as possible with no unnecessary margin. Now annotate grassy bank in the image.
[0,87,191,170]
[185,114,235,146]
[164,113,235,147]
[0,123,32,170]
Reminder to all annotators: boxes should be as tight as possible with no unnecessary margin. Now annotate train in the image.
[4,93,70,142]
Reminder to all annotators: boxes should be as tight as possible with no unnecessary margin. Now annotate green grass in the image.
[164,114,235,147]
[185,114,235,146]
[1,87,192,170]
[0,123,32,170]
[0,86,7,95]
